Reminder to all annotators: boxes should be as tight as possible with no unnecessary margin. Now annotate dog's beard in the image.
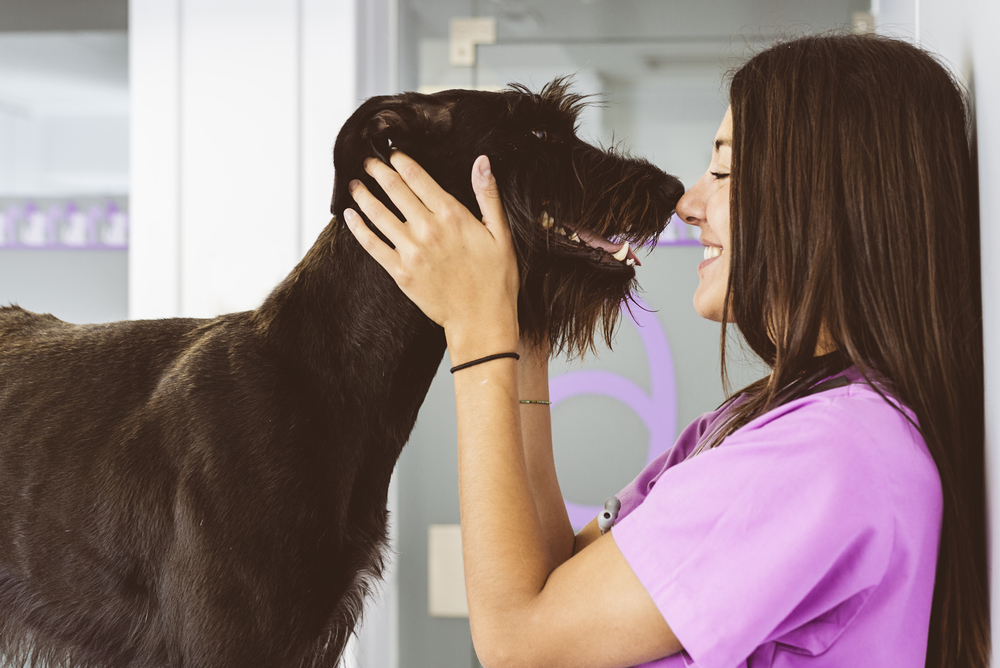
[498,161,671,358]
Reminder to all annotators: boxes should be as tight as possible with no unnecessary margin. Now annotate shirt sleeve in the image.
[612,396,896,668]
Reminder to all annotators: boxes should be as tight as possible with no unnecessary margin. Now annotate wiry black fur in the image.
[0,79,681,668]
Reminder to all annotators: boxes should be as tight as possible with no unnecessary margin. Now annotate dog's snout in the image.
[661,176,685,211]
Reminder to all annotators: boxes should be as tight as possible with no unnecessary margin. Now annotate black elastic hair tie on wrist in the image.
[449,352,520,374]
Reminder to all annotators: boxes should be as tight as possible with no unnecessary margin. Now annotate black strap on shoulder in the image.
[769,351,853,410]
[799,375,851,399]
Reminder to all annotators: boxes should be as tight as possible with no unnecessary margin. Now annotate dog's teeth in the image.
[626,258,636,267]
[568,232,580,242]
[539,211,554,229]
[612,241,630,262]
[556,226,567,236]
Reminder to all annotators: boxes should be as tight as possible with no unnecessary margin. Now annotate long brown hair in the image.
[712,33,988,666]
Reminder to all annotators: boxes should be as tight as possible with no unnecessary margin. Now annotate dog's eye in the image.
[531,129,548,141]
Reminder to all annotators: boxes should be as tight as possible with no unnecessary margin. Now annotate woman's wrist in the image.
[517,336,550,399]
[445,316,520,369]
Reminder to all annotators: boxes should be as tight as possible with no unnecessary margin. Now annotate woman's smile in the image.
[698,243,724,271]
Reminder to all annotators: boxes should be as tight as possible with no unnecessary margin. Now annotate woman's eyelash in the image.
[711,171,730,180]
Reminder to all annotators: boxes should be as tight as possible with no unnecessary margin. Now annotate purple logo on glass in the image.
[550,296,677,529]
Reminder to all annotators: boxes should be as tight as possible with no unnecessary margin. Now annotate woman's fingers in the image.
[383,151,455,215]
[362,155,438,224]
[472,155,510,242]
[343,207,402,275]
[348,178,409,248]
[346,150,518,340]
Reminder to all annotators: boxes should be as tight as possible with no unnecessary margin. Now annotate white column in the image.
[178,0,299,317]
[301,0,359,252]
[130,0,357,319]
[129,0,181,319]
[971,0,1000,660]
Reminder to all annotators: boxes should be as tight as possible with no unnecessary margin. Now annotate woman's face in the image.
[677,107,732,323]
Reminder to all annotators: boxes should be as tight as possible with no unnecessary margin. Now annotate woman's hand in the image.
[343,152,520,365]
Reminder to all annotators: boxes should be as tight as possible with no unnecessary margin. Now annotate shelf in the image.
[0,197,128,251]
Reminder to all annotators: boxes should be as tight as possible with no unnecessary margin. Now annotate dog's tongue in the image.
[574,227,641,266]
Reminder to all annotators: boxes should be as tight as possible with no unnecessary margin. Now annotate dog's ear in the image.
[361,93,453,162]
[330,92,455,219]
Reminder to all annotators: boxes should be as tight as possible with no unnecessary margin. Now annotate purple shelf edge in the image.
[0,244,128,251]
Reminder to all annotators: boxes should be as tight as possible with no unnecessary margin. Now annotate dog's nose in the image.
[661,175,685,210]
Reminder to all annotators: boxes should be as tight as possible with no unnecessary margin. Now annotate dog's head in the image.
[332,78,684,356]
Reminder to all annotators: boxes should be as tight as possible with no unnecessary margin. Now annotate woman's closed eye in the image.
[711,171,730,180]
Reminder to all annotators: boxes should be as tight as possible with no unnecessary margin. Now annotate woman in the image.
[344,33,988,667]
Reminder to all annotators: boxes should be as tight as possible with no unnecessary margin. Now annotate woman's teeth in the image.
[703,246,723,260]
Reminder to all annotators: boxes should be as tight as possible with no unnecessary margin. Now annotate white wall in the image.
[129,0,358,319]
[875,0,1000,658]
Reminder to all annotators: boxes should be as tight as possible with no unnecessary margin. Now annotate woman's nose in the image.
[675,175,709,228]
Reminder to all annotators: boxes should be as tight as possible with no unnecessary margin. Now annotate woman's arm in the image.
[452,311,652,666]
[449,333,679,668]
[345,152,681,668]
[517,341,576,568]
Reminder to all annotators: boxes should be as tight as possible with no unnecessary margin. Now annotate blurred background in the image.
[0,0,997,667]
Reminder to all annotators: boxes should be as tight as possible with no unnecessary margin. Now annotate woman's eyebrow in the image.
[714,138,732,151]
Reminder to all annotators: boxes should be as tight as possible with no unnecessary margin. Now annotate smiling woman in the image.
[692,34,988,667]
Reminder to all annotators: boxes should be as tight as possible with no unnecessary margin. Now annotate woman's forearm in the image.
[517,343,575,568]
[450,353,551,659]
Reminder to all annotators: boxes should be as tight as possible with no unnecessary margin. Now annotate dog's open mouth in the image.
[538,210,641,267]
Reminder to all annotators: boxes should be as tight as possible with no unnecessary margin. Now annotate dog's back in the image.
[0,306,379,667]
[0,307,216,666]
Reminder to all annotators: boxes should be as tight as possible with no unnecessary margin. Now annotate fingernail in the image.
[343,208,358,224]
[349,179,360,192]
[477,156,491,179]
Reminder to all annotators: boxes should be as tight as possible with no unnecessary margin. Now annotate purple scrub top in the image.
[612,369,941,667]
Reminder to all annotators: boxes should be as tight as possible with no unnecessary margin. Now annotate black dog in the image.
[0,79,682,668]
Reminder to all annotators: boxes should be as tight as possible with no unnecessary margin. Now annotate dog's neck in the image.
[253,217,447,462]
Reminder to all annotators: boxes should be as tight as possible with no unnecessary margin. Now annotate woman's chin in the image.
[693,301,724,323]
[693,288,725,323]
